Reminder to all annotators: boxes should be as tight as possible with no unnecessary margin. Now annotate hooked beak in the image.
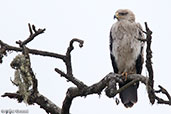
[114,12,119,20]
[114,15,117,19]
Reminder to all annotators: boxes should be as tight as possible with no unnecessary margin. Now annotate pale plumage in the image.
[110,9,144,108]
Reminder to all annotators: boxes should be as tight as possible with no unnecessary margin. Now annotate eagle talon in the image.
[121,72,128,81]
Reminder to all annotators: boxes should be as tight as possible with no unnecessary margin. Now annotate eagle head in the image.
[114,9,135,22]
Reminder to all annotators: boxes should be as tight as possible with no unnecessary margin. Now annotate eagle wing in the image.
[110,30,119,73]
[135,23,144,74]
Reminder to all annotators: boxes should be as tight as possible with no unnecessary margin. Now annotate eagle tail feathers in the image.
[119,81,139,108]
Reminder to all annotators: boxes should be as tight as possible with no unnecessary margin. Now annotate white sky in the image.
[0,0,171,114]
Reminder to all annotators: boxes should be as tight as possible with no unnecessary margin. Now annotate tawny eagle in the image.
[109,9,144,108]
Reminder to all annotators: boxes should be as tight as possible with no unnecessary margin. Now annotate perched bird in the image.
[109,9,144,108]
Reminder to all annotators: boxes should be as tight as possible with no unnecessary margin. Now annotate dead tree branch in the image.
[55,38,87,89]
[155,85,171,105]
[144,22,155,104]
[0,40,65,60]
[1,23,171,114]
[61,73,148,114]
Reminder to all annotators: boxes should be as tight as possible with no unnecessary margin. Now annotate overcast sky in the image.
[0,0,171,114]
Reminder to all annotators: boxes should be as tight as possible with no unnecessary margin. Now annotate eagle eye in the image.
[119,12,128,16]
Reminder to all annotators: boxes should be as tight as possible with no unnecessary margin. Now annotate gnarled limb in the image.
[144,22,155,104]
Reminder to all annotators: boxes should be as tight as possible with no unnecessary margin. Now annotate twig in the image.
[28,23,33,35]
[155,85,171,105]
[1,93,23,103]
[55,68,87,88]
[55,38,86,89]
[65,38,84,75]
[16,23,46,46]
[66,38,84,57]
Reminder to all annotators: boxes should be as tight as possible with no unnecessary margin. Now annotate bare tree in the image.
[0,23,170,114]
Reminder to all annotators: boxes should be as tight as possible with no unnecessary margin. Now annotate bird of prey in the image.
[109,9,144,108]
